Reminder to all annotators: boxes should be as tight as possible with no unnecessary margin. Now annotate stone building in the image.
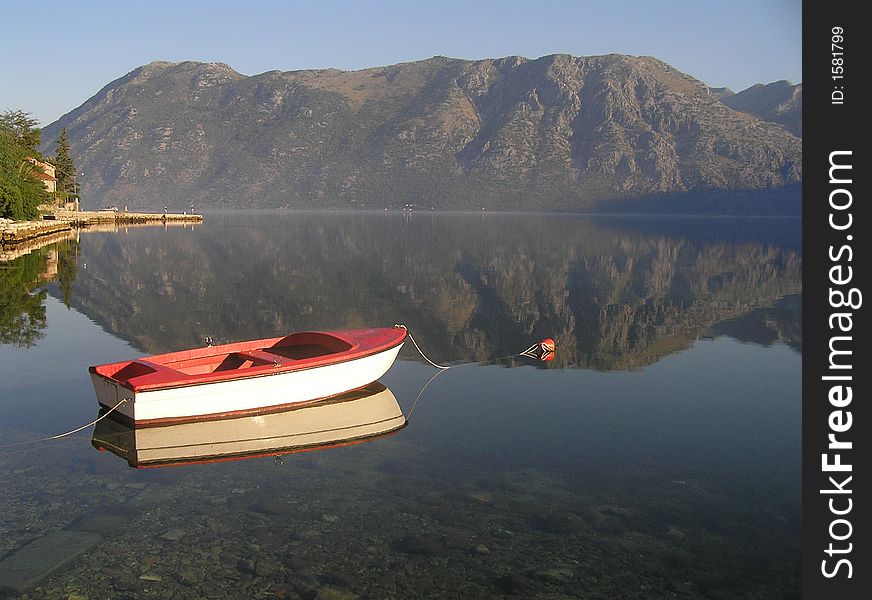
[26,157,58,193]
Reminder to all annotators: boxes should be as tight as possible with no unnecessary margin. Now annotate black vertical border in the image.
[803,1,866,598]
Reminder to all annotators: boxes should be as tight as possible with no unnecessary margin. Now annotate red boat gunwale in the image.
[89,327,406,393]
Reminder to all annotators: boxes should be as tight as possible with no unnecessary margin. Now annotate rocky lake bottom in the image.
[2,348,799,600]
[1,420,798,600]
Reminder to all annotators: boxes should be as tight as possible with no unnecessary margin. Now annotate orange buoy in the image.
[539,338,556,353]
[519,337,557,362]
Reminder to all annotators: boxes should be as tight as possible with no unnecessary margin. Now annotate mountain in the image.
[708,86,734,100]
[42,55,801,212]
[719,81,802,137]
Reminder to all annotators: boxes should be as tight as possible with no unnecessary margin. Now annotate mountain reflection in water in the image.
[50,212,800,370]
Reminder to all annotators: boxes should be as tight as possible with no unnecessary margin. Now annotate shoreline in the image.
[1,210,203,248]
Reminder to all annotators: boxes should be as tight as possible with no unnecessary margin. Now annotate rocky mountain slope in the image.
[42,55,801,212]
[719,81,802,137]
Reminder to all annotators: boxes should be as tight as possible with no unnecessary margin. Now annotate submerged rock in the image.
[160,528,186,542]
[249,496,293,515]
[314,586,358,600]
[467,491,495,505]
[493,572,532,594]
[68,514,130,536]
[0,530,103,594]
[528,511,587,534]
[255,557,281,577]
[531,566,575,584]
[393,534,445,556]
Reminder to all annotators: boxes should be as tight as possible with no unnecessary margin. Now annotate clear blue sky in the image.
[4,0,801,127]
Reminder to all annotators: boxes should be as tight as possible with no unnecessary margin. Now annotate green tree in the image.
[0,110,48,220]
[0,110,42,149]
[54,128,78,196]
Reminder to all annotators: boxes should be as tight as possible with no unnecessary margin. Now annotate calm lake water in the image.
[1,212,801,599]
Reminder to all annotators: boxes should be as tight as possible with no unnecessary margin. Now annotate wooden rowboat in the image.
[89,327,406,426]
[91,381,406,468]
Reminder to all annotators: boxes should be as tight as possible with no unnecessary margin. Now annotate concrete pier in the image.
[1,210,203,248]
[0,219,74,246]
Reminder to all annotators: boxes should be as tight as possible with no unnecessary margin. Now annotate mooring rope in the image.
[395,324,557,423]
[395,324,451,369]
[0,397,130,453]
[396,324,555,371]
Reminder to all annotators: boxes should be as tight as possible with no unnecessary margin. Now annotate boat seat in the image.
[237,350,286,366]
[118,360,186,387]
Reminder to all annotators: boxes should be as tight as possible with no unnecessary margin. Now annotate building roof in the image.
[32,171,58,182]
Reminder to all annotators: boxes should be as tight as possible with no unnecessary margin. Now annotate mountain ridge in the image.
[718,80,802,137]
[42,54,801,212]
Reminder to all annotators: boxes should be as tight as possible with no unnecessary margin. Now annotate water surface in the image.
[0,212,800,599]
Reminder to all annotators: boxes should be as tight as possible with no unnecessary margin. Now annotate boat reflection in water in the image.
[91,381,405,468]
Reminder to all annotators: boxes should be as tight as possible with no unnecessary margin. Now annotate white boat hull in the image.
[91,343,403,424]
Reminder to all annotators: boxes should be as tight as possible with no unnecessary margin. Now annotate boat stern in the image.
[89,369,136,421]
